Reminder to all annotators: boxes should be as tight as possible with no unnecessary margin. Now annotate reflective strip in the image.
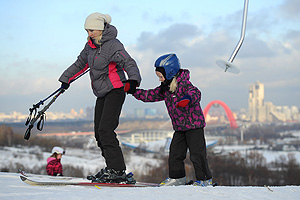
[159,54,173,67]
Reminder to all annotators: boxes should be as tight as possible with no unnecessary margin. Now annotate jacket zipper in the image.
[92,46,101,66]
[91,46,102,94]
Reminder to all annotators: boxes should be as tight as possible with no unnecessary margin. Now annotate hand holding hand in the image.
[124,80,138,94]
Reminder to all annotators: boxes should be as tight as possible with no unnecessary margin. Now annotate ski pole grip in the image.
[24,125,33,140]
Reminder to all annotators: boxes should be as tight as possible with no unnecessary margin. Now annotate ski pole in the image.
[25,68,90,125]
[24,88,65,140]
[25,87,62,126]
[24,68,90,140]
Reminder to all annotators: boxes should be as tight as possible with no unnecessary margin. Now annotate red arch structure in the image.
[203,100,238,129]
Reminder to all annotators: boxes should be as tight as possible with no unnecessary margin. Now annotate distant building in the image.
[248,81,299,122]
[118,129,173,143]
[248,81,265,122]
[134,108,161,119]
[85,107,94,120]
[135,108,145,118]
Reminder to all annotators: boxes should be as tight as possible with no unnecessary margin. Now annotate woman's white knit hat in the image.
[84,12,112,30]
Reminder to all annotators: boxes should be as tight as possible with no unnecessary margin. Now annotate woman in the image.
[59,12,141,183]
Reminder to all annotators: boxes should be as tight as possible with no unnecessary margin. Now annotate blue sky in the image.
[0,0,299,115]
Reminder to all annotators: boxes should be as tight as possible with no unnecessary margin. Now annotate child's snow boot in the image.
[160,177,186,186]
[193,179,213,186]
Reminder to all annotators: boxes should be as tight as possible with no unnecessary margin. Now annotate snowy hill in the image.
[0,146,161,178]
[1,172,300,200]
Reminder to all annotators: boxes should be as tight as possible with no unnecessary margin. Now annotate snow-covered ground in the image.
[0,172,300,200]
[0,146,162,177]
[1,143,300,200]
[2,143,300,178]
[213,145,300,163]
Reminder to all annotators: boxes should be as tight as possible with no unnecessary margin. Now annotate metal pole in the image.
[228,0,249,63]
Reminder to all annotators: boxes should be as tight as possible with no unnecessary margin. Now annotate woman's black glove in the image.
[61,82,70,90]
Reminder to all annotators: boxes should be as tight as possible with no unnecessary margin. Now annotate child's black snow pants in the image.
[168,128,212,181]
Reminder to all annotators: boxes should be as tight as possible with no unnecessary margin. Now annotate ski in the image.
[18,169,73,180]
[20,176,159,187]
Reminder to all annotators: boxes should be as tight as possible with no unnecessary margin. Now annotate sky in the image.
[0,0,299,115]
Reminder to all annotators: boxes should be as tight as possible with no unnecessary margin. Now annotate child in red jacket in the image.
[46,146,65,176]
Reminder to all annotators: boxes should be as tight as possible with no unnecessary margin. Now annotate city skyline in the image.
[1,0,299,114]
[1,80,298,123]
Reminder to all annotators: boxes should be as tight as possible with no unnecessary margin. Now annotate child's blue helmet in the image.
[154,53,180,80]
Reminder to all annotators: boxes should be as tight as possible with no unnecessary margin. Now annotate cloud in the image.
[1,1,300,114]
[265,78,300,88]
[136,23,202,53]
[284,30,300,48]
[127,7,300,110]
[280,0,300,20]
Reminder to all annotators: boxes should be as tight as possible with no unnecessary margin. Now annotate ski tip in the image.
[18,169,26,176]
[20,176,27,181]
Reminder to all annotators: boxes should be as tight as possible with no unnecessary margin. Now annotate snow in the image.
[213,145,300,164]
[0,146,162,177]
[1,172,300,200]
[4,142,300,180]
[2,141,300,200]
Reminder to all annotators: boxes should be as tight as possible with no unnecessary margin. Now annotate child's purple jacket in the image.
[132,69,206,131]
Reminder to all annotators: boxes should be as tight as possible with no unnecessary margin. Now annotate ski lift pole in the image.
[215,0,249,74]
[228,0,249,63]
[24,88,65,140]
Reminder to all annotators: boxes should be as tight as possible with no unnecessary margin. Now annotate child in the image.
[129,53,213,186]
[46,146,65,176]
